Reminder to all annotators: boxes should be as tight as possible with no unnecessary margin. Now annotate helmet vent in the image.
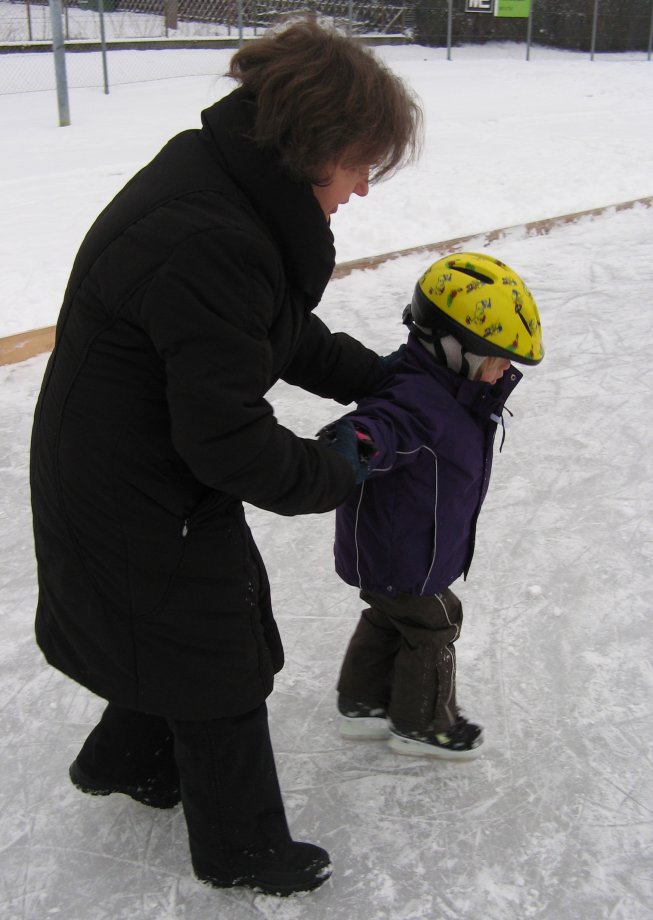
[457,267,493,285]
[517,310,533,338]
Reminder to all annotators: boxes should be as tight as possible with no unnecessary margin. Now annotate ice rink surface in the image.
[1,41,652,920]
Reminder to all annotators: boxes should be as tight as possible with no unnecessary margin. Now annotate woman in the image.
[30,19,421,896]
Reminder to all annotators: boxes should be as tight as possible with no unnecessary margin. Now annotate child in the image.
[322,252,544,760]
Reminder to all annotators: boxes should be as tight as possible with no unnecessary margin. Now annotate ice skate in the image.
[388,712,484,761]
[337,694,390,740]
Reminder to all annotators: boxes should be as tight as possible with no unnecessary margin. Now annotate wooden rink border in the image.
[1,194,651,368]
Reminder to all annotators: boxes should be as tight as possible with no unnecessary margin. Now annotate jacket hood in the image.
[200,88,335,309]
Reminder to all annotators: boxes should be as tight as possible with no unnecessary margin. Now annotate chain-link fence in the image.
[0,0,412,94]
[4,0,651,48]
[1,1,651,99]
[413,0,653,55]
[1,0,411,42]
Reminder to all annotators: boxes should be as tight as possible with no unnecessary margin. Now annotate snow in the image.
[1,41,652,920]
[0,0,246,42]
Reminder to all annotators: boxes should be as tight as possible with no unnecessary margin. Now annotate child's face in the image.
[477,357,511,384]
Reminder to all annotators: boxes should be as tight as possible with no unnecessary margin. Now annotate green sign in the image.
[495,0,531,17]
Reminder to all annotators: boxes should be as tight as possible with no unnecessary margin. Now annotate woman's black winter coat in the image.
[30,88,382,720]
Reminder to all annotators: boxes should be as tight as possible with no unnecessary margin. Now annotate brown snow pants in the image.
[337,588,463,734]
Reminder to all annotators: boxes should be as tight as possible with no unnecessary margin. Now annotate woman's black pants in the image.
[74,700,291,880]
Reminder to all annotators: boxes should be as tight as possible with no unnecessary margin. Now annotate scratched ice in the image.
[1,40,652,920]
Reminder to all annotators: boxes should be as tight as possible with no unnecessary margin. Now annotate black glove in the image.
[377,343,406,380]
[317,419,377,485]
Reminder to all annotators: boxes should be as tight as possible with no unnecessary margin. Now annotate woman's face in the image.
[312,162,370,220]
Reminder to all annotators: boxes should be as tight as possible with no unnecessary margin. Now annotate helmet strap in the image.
[404,307,450,366]
[402,305,432,341]
[404,307,486,380]
[459,348,471,379]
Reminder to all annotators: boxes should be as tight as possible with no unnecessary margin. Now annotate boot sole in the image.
[339,716,390,741]
[69,761,180,809]
[387,732,484,761]
[198,863,333,897]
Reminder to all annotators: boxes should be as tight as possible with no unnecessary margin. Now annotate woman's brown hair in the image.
[227,17,422,185]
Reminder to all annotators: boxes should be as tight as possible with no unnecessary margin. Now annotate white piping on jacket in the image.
[435,590,459,724]
[354,445,439,596]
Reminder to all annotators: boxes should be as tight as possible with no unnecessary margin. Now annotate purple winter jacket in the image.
[334,335,522,597]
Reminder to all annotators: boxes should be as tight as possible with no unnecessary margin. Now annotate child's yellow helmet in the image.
[409,252,544,365]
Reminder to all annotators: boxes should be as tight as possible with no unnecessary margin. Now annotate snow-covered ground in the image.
[1,43,652,920]
[1,43,652,335]
[0,0,245,42]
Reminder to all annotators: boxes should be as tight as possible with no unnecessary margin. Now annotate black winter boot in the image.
[194,841,332,896]
[70,703,181,807]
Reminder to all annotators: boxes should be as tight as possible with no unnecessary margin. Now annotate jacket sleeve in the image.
[139,227,356,515]
[341,386,437,476]
[282,312,383,405]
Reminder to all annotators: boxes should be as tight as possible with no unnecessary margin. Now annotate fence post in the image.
[590,0,599,60]
[26,0,33,41]
[446,0,453,60]
[648,0,653,60]
[48,0,71,126]
[164,0,178,32]
[526,0,534,60]
[97,0,110,94]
